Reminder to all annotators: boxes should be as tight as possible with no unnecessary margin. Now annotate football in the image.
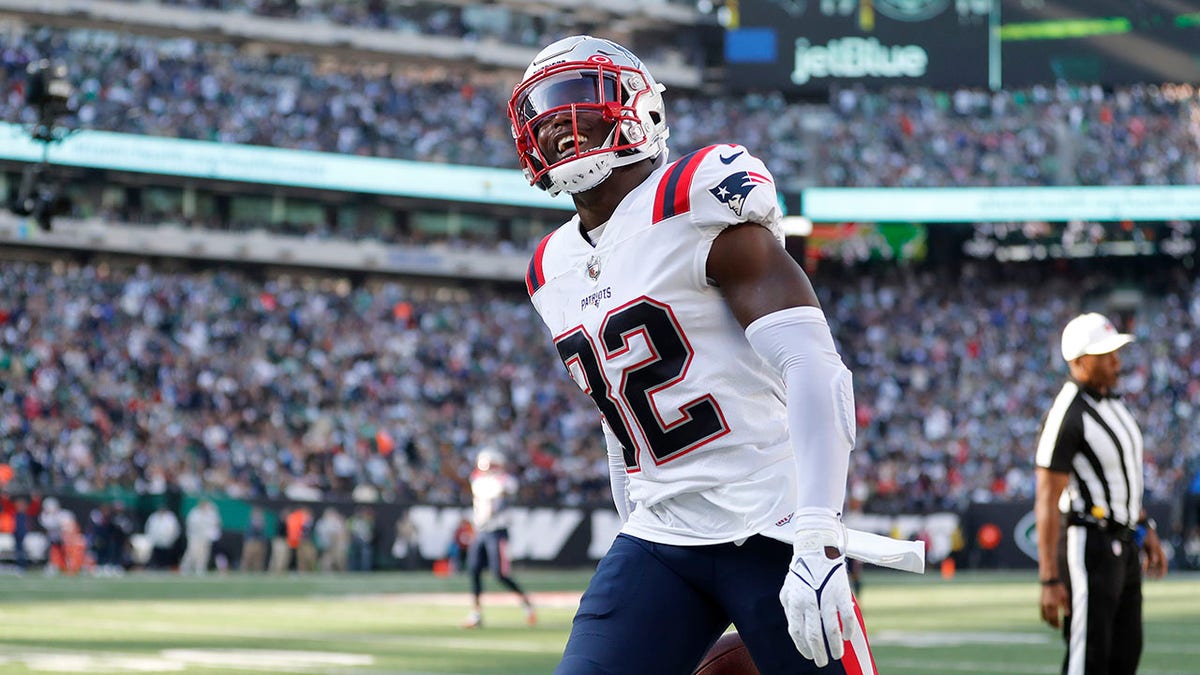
[693,631,760,675]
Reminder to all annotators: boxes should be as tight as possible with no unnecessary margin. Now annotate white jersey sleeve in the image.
[663,144,785,290]
[684,144,784,243]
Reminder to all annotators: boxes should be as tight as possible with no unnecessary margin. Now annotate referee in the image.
[1035,312,1167,675]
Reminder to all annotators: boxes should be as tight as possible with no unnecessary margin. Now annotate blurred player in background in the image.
[509,35,871,673]
[462,448,536,629]
[1035,312,1167,674]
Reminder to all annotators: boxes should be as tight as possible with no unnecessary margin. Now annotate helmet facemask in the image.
[509,42,669,196]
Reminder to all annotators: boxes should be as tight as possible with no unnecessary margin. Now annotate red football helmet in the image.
[508,35,670,196]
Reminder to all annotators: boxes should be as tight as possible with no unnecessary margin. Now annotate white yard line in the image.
[883,659,1196,675]
[871,630,1052,646]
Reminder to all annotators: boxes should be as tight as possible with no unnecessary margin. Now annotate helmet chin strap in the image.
[550,152,614,195]
[548,124,623,195]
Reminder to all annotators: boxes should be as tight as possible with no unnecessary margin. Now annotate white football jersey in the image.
[471,469,517,533]
[527,144,799,545]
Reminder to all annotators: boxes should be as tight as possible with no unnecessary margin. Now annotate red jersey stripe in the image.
[525,231,554,297]
[652,145,719,223]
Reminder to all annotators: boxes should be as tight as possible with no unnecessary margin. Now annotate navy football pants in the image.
[467,529,527,599]
[556,533,873,675]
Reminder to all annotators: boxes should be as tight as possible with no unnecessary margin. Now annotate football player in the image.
[462,448,536,629]
[508,36,873,674]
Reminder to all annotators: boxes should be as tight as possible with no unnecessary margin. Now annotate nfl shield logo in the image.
[586,255,602,281]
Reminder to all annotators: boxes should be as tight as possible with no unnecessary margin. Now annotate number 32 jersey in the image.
[527,145,799,546]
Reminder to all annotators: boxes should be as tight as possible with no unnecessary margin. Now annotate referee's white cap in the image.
[1061,312,1134,362]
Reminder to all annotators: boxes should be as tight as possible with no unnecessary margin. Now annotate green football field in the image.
[0,568,1197,674]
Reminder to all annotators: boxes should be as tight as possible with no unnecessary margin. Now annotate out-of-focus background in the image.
[0,1,1198,673]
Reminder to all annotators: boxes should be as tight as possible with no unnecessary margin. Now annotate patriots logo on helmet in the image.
[709,171,772,218]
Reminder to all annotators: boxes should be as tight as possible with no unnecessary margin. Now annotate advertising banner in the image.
[0,122,570,211]
[960,500,1176,569]
[802,185,1200,223]
[726,0,993,93]
[5,493,1174,571]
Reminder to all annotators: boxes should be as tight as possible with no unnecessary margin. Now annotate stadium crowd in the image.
[1,15,1199,575]
[135,0,703,60]
[1,258,1197,518]
[1,25,1197,194]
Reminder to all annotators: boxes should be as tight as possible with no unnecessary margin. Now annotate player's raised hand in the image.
[780,509,856,668]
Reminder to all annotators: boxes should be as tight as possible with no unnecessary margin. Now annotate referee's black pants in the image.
[1057,521,1143,675]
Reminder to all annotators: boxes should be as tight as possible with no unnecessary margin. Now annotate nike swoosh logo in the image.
[719,151,743,164]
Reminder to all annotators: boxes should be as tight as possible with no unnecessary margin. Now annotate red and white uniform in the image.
[471,469,517,534]
[527,144,797,546]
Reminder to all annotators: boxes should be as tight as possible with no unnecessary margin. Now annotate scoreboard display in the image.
[724,0,994,94]
[725,0,1200,93]
[1000,0,1200,87]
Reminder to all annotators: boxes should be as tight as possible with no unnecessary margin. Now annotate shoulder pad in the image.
[652,144,781,233]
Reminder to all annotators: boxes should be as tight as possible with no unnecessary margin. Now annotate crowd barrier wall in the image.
[1,492,1180,571]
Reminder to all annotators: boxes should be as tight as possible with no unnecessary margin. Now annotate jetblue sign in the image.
[791,37,929,85]
[727,0,991,93]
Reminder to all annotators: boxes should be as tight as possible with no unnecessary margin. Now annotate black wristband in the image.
[1040,578,1062,586]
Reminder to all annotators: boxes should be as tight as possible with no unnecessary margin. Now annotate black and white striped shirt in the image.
[1035,381,1144,528]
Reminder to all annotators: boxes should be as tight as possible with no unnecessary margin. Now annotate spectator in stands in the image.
[347,506,376,572]
[38,497,67,575]
[1184,526,1200,571]
[239,506,269,573]
[447,517,474,575]
[86,503,113,573]
[1,493,41,571]
[3,24,1195,199]
[315,507,348,572]
[0,259,1196,524]
[285,506,317,572]
[269,508,291,575]
[391,510,420,571]
[1184,465,1200,544]
[180,499,221,575]
[109,501,135,573]
[60,512,88,575]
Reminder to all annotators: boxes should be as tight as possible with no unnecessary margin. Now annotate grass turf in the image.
[0,568,1197,674]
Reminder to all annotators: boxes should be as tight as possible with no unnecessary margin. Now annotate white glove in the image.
[780,509,856,668]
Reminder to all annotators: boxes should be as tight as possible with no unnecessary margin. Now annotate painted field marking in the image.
[872,630,1052,647]
[0,648,376,674]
